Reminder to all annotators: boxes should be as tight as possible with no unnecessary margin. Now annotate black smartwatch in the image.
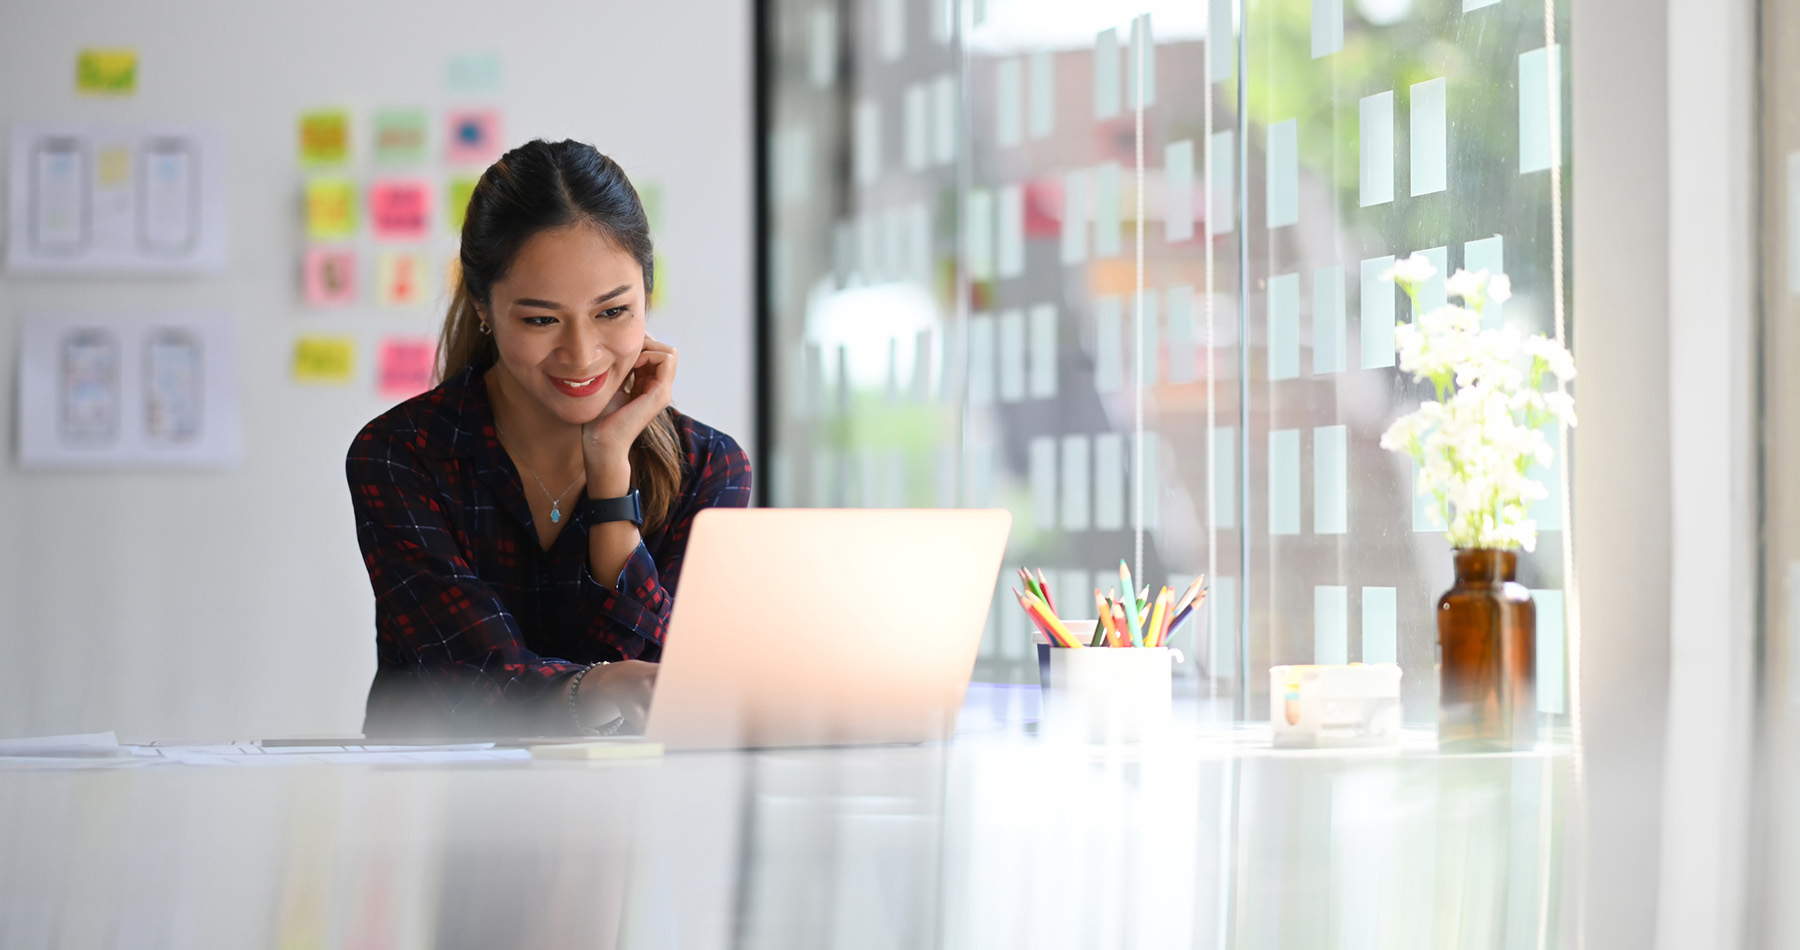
[575,489,643,527]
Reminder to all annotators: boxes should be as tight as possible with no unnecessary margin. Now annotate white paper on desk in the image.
[0,731,122,755]
[7,122,227,274]
[18,311,241,470]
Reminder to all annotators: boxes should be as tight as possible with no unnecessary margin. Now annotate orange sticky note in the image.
[303,248,358,307]
[368,179,433,242]
[378,337,437,401]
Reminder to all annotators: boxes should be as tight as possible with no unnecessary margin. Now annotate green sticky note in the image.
[373,109,428,165]
[77,49,137,95]
[447,52,501,93]
[299,109,350,165]
[446,177,478,233]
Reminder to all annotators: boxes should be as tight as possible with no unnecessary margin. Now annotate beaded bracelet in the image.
[567,661,609,735]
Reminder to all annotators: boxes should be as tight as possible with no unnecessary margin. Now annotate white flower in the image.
[1487,274,1512,304]
[1445,269,1488,302]
[1382,253,1437,287]
[1523,335,1576,382]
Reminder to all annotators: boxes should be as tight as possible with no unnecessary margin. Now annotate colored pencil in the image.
[1012,587,1054,640]
[1111,602,1129,648]
[1146,587,1169,649]
[1035,568,1058,616]
[1119,561,1143,647]
[1019,588,1081,648]
[1173,574,1207,616]
[1018,568,1044,605]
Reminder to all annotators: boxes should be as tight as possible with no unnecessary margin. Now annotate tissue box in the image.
[1269,664,1403,748]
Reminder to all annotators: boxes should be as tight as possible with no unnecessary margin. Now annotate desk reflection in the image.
[0,704,1574,949]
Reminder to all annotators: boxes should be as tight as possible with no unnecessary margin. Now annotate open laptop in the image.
[642,507,1012,752]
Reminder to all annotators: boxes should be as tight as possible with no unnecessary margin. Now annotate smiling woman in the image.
[345,139,752,738]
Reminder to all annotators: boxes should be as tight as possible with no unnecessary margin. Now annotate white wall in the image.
[0,0,753,739]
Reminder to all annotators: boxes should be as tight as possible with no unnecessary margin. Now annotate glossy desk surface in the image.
[0,687,1576,950]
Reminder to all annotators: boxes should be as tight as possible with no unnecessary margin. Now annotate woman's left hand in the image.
[582,337,677,466]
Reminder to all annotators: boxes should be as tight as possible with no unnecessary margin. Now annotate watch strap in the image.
[576,489,643,526]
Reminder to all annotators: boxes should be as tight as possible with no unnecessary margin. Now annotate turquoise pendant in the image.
[550,506,561,523]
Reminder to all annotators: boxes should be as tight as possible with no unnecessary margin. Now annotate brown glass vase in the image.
[1437,549,1537,751]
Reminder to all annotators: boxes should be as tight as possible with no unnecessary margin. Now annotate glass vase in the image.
[1437,549,1537,751]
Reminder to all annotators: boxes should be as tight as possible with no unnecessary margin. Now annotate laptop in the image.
[642,507,1012,752]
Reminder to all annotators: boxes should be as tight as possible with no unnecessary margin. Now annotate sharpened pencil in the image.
[1119,561,1143,647]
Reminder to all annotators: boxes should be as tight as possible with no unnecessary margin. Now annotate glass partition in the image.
[759,0,1573,721]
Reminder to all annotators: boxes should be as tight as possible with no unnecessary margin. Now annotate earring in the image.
[478,322,491,335]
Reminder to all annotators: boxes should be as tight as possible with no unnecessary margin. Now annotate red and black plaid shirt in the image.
[346,361,752,736]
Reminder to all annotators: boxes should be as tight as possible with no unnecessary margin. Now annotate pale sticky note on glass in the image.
[1361,587,1398,663]
[1165,139,1196,243]
[1413,246,1448,311]
[965,437,995,506]
[966,188,995,280]
[1533,589,1566,713]
[1209,0,1235,84]
[1314,265,1346,374]
[1268,272,1300,381]
[1094,162,1122,257]
[292,335,355,384]
[1212,426,1238,528]
[1030,436,1058,529]
[1029,50,1055,139]
[1094,432,1125,530]
[1314,424,1348,534]
[1209,130,1235,236]
[968,313,995,406]
[996,58,1023,148]
[1527,423,1562,530]
[1410,78,1447,196]
[1312,0,1343,58]
[904,84,928,171]
[932,74,958,166]
[1413,457,1447,531]
[854,99,881,185]
[1360,256,1397,368]
[1136,289,1160,385]
[1211,577,1238,676]
[879,0,905,61]
[1061,434,1092,531]
[1167,285,1196,383]
[1270,428,1301,535]
[997,309,1026,402]
[997,184,1024,278]
[1094,28,1121,119]
[1028,304,1058,398]
[809,8,836,87]
[1094,295,1124,393]
[1135,431,1160,525]
[1127,15,1155,109]
[1519,46,1562,174]
[1360,91,1394,207]
[1463,235,1505,327]
[1315,587,1349,664]
[1061,169,1088,264]
[1267,119,1299,228]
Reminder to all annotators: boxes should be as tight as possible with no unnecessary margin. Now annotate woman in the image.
[347,139,751,737]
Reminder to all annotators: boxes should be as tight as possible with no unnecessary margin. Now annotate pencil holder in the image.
[1042,646,1175,743]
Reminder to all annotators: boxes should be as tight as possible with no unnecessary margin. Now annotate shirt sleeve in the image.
[348,427,578,735]
[566,420,754,653]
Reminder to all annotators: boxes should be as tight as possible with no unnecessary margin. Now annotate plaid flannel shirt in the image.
[346,361,752,736]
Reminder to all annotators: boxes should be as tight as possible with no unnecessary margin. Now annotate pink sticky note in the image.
[378,337,437,401]
[446,108,503,165]
[368,179,433,242]
[303,247,358,307]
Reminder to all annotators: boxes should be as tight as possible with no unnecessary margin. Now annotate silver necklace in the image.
[494,420,584,524]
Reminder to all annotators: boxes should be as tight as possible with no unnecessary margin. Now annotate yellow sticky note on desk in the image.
[77,49,137,95]
[292,335,355,384]
[305,179,357,241]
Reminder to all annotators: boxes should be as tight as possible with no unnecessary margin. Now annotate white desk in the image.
[0,688,1576,949]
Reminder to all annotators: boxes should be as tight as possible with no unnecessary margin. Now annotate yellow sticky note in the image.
[446,177,478,233]
[306,179,358,241]
[77,49,137,95]
[299,109,350,165]
[292,336,356,384]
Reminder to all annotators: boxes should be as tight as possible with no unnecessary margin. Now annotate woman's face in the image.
[482,224,647,427]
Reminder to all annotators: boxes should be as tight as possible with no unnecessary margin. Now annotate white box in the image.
[1270,664,1403,748]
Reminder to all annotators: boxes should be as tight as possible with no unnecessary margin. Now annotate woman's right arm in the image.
[347,426,582,735]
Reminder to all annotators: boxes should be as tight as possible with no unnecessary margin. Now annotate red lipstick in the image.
[549,370,607,398]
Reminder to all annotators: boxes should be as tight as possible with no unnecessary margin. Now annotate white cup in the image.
[1043,646,1175,743]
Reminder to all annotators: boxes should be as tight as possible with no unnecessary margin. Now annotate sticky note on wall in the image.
[292,336,356,384]
[378,337,437,401]
[299,110,350,164]
[446,109,503,165]
[447,177,478,233]
[369,179,433,242]
[76,49,137,95]
[376,250,428,308]
[373,109,428,164]
[303,248,358,307]
[306,179,358,240]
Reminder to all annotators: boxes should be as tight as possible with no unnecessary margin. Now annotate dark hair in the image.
[437,139,682,531]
